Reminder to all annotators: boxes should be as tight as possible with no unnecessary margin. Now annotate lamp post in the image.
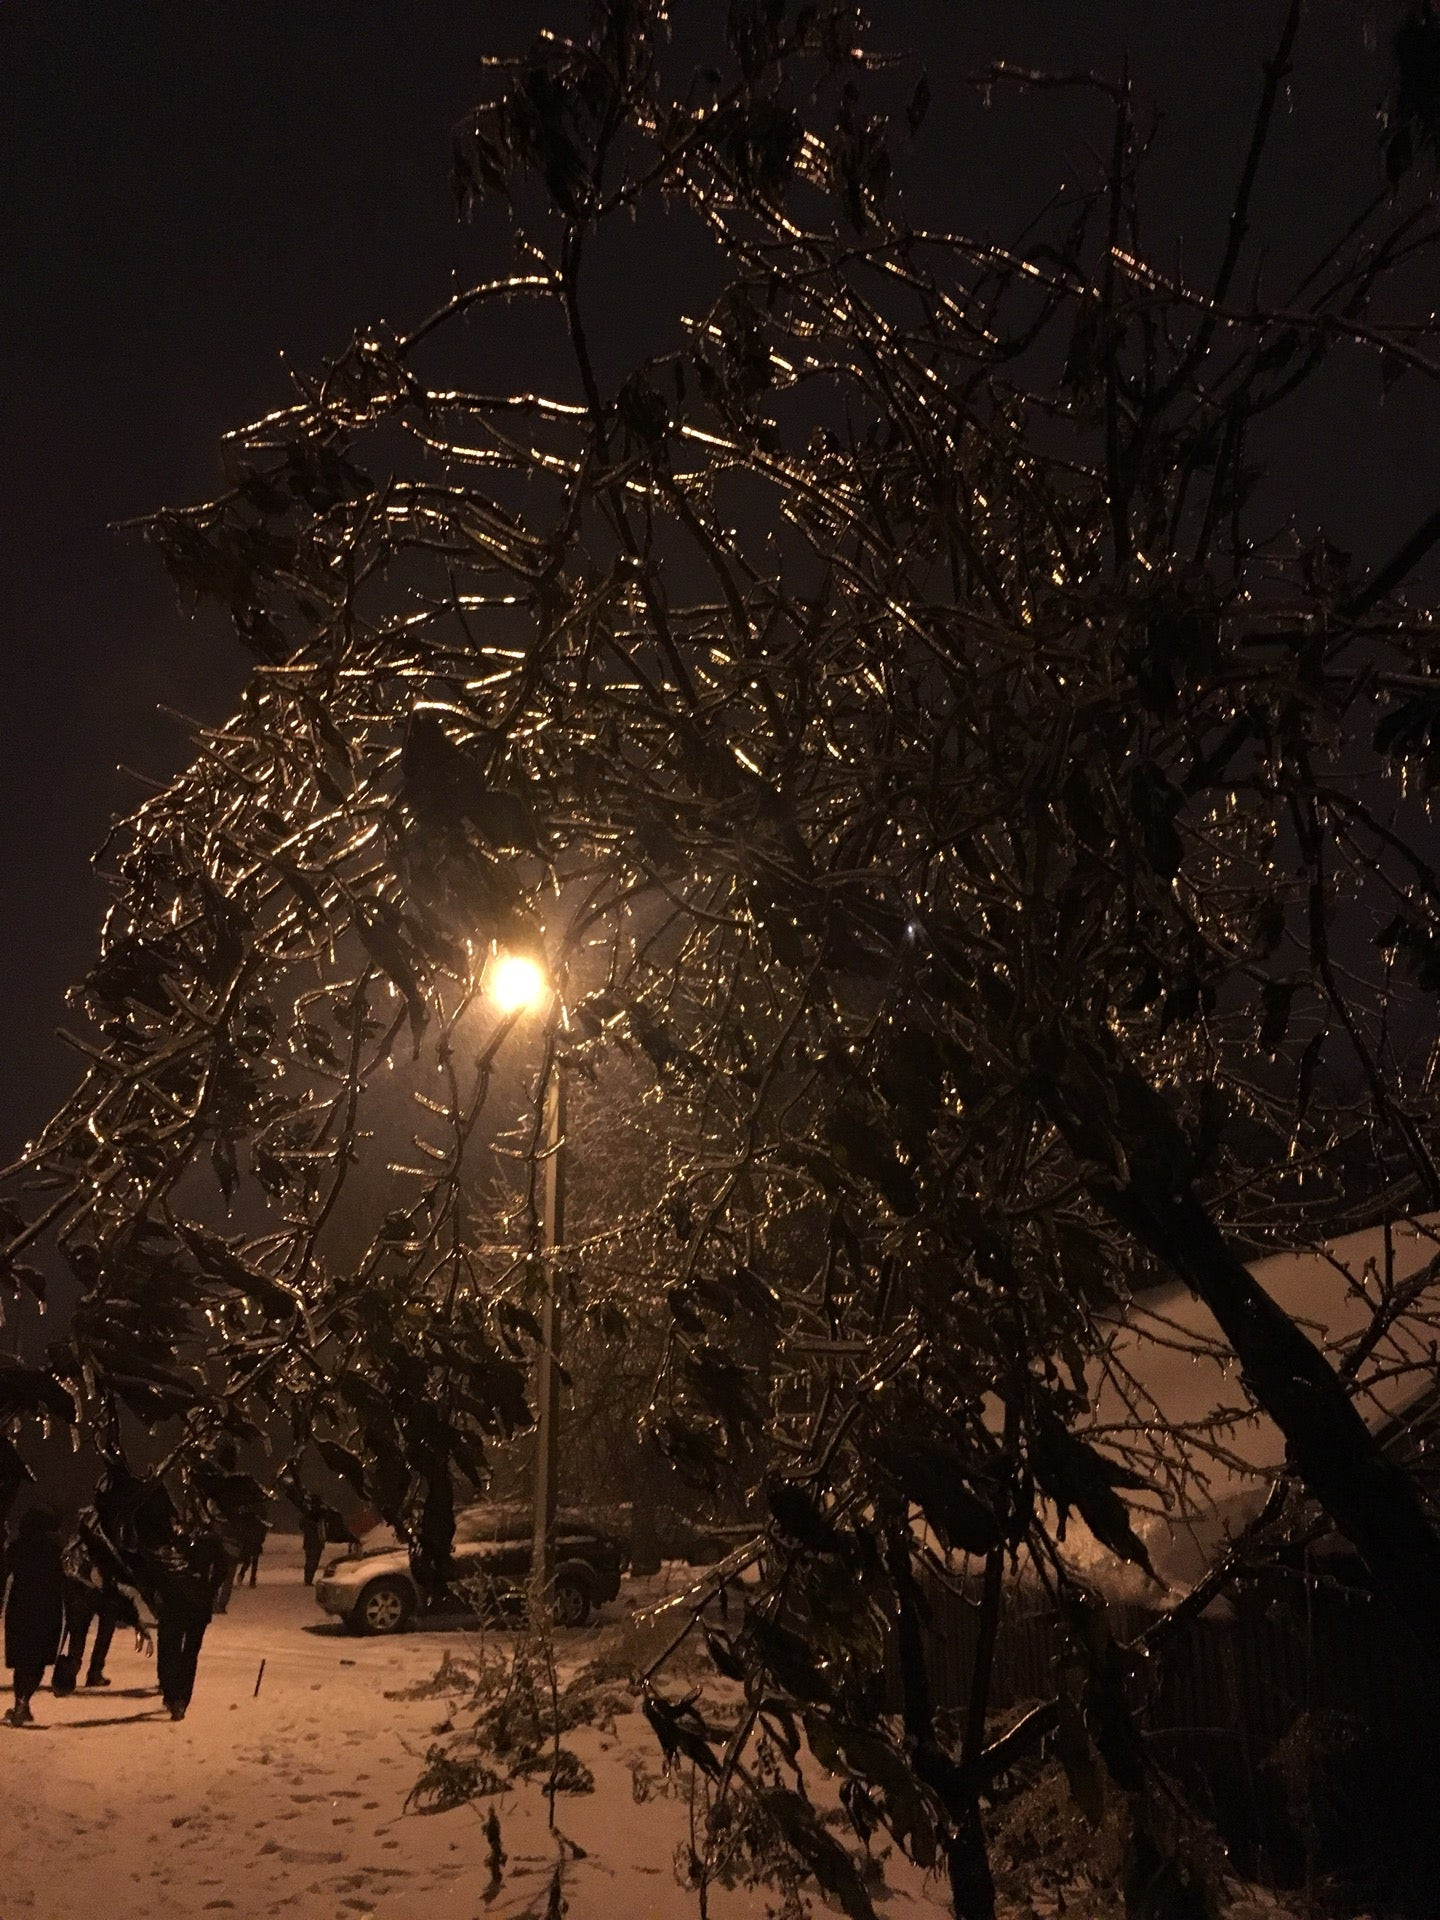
[487,952,565,1611]
[531,1062,564,1606]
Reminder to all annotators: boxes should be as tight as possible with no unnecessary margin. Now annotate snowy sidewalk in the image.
[0,1539,949,1920]
[2,1538,486,1918]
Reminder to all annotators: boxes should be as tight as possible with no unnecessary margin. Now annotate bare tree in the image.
[8,3,1440,1911]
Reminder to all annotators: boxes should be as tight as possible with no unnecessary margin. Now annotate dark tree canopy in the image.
[8,4,1440,1913]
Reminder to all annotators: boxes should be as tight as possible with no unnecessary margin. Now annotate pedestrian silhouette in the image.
[233,1511,268,1588]
[53,1511,144,1695]
[146,1528,229,1720]
[3,1508,65,1727]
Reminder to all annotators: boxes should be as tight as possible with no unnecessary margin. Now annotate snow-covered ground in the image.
[1,1537,1306,1919]
[1,1536,949,1920]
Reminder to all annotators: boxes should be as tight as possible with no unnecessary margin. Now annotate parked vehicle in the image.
[312,1502,624,1635]
[581,1502,760,1567]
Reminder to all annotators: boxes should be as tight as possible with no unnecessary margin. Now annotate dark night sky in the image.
[0,2,1426,1163]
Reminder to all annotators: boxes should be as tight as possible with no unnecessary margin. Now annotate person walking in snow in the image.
[52,1516,144,1695]
[232,1510,268,1588]
[283,1479,349,1585]
[286,1481,328,1587]
[147,1526,229,1720]
[2,1507,66,1726]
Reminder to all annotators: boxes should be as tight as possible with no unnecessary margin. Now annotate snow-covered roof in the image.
[1073,1216,1440,1599]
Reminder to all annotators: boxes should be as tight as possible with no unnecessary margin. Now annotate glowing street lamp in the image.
[488,951,550,1019]
[487,949,566,1613]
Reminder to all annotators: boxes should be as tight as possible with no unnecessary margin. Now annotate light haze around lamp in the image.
[486,947,567,1615]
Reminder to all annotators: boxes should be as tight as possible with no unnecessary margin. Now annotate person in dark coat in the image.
[143,1528,228,1721]
[232,1511,268,1588]
[300,1497,327,1587]
[53,1519,144,1695]
[284,1481,351,1585]
[3,1507,66,1726]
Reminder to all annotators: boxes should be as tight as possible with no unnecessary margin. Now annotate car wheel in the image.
[552,1574,591,1629]
[353,1577,414,1636]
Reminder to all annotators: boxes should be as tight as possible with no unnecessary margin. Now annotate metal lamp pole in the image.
[489,949,567,1617]
[530,1058,566,1609]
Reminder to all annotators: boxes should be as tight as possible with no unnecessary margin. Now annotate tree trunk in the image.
[886,1527,997,1920]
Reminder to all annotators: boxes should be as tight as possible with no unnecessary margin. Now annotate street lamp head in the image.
[488,950,550,1017]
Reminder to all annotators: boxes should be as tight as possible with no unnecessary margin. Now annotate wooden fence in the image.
[914,1568,1440,1887]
